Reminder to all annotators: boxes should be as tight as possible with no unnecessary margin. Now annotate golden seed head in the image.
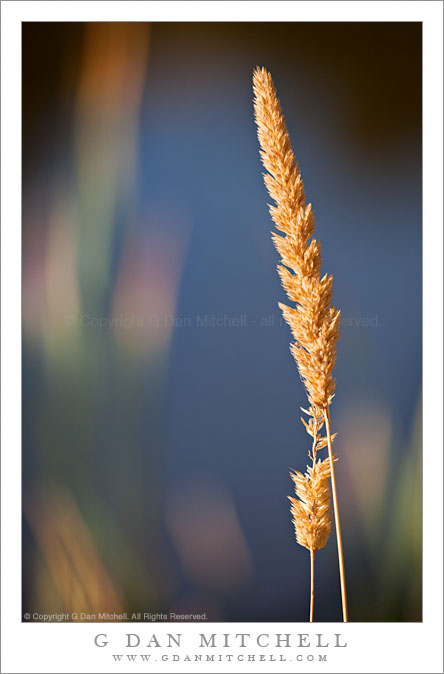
[288,456,335,551]
[253,67,340,410]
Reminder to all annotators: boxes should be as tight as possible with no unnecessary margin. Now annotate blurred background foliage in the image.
[22,22,421,622]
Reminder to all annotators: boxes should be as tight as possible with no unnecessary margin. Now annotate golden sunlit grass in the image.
[25,485,123,619]
[253,66,348,622]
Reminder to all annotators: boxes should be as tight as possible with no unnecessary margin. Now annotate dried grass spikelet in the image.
[289,407,336,553]
[252,66,340,413]
[289,456,335,552]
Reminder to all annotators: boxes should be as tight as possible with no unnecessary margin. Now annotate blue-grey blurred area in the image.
[22,22,421,622]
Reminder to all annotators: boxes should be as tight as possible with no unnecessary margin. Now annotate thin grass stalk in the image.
[325,406,348,621]
[310,549,315,622]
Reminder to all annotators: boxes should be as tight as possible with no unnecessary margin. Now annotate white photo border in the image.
[2,2,442,673]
